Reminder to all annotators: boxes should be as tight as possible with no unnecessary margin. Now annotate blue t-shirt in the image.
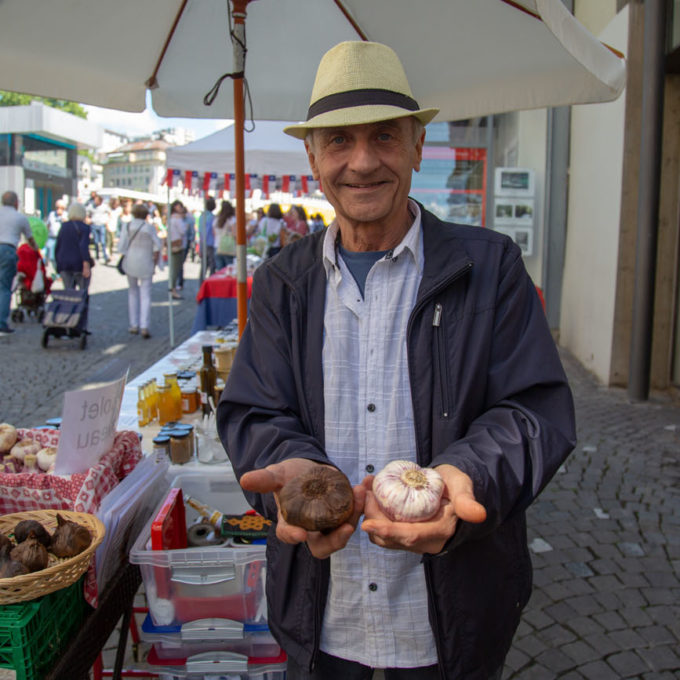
[338,244,388,299]
[200,212,215,248]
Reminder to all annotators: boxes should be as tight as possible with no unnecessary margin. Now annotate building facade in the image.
[0,101,101,217]
[102,139,170,196]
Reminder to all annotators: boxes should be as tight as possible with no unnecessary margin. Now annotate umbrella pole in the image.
[231,0,250,339]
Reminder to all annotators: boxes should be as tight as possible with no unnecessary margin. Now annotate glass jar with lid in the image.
[169,429,192,465]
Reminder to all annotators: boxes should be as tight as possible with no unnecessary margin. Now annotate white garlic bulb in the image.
[372,460,445,522]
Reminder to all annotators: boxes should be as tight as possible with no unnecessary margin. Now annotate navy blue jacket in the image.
[55,220,91,273]
[217,206,576,679]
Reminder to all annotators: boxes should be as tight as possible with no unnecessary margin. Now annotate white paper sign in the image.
[54,374,127,475]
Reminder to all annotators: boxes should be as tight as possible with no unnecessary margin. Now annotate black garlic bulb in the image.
[278,466,354,532]
[10,531,48,572]
[0,543,29,578]
[14,519,51,548]
[50,513,92,558]
[0,533,12,552]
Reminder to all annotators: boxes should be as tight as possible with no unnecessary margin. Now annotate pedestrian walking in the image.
[0,190,37,334]
[44,198,66,275]
[87,194,111,263]
[55,202,92,291]
[168,200,185,300]
[118,203,161,339]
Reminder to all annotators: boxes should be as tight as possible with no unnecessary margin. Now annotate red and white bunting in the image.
[163,170,322,198]
[261,174,277,199]
[163,168,182,187]
[203,172,218,194]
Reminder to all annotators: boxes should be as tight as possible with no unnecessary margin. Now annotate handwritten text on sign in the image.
[55,375,126,475]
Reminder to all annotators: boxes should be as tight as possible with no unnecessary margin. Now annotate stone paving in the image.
[1,257,202,428]
[1,257,679,678]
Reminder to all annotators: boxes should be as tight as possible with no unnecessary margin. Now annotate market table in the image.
[191,271,253,333]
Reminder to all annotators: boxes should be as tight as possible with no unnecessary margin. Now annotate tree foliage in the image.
[0,90,88,119]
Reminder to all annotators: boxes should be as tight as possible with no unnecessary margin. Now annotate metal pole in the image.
[166,186,175,347]
[231,0,250,339]
[628,0,666,401]
[200,207,208,285]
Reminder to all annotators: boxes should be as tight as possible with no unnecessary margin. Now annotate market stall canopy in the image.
[0,0,626,123]
[165,121,311,176]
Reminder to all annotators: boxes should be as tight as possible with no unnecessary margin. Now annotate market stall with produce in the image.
[0,325,287,679]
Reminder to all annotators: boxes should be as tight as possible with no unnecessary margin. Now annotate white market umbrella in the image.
[0,0,626,337]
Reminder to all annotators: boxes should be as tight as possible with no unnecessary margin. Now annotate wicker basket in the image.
[0,510,105,604]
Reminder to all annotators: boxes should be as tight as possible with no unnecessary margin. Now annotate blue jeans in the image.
[44,236,57,272]
[0,244,18,329]
[91,223,108,260]
[215,253,235,271]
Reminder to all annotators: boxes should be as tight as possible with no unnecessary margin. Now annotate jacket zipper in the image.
[408,260,472,464]
[432,302,451,418]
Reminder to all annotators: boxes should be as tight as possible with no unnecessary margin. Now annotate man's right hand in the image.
[239,458,366,559]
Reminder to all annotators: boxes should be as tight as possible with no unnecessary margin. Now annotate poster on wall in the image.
[494,167,535,197]
[494,198,534,225]
[494,226,534,257]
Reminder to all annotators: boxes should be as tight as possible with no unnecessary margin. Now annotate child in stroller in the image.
[11,243,53,323]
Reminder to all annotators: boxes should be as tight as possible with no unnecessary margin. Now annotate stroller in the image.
[41,288,89,350]
[11,244,52,323]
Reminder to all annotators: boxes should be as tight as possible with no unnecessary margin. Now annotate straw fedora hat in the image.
[283,41,439,139]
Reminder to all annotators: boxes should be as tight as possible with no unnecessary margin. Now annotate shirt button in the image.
[366,464,375,473]
[368,582,378,592]
[367,403,376,412]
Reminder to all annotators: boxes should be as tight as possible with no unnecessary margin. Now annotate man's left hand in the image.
[360,464,486,554]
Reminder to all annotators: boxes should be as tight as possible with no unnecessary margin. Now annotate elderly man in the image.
[218,42,576,680]
[0,191,37,334]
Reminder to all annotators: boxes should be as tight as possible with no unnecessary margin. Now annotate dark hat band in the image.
[306,88,420,121]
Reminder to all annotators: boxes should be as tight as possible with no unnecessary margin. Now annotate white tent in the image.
[165,120,311,176]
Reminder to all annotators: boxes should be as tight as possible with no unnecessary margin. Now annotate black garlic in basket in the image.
[50,513,92,558]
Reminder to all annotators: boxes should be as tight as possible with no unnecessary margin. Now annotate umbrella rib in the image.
[146,0,190,89]
[498,0,541,21]
[333,0,368,41]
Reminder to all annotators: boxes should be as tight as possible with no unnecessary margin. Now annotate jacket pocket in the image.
[432,302,451,419]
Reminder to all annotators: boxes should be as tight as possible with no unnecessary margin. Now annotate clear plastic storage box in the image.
[130,473,267,628]
[140,615,281,661]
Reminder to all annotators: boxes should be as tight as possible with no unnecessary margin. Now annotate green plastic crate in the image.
[0,579,86,680]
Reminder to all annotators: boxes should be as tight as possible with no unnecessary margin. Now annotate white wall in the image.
[574,0,618,36]
[0,166,24,201]
[560,6,628,382]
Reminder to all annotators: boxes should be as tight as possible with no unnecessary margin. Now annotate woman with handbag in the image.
[118,203,161,338]
[55,202,92,291]
[213,200,236,271]
[168,200,186,300]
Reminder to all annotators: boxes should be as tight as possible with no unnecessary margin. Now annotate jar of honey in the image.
[157,385,175,426]
[164,373,183,421]
[181,387,199,414]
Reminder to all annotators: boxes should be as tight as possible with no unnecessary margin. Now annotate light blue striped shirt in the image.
[319,200,438,668]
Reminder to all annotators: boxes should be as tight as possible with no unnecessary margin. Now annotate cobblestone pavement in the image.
[1,257,202,427]
[2,259,679,678]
